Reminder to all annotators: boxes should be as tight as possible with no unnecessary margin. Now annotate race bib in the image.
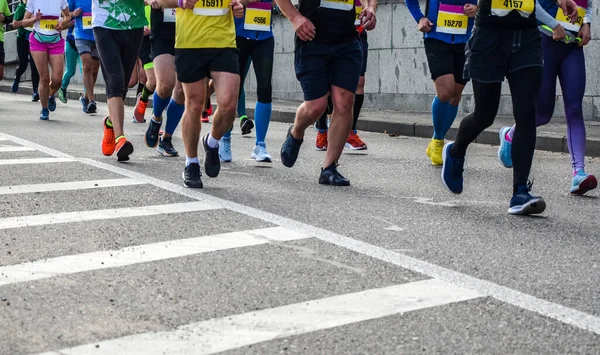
[354,0,362,26]
[555,0,586,32]
[193,0,229,16]
[40,17,59,31]
[491,0,534,18]
[164,7,176,22]
[244,2,271,31]
[320,0,353,11]
[82,12,93,30]
[436,4,468,35]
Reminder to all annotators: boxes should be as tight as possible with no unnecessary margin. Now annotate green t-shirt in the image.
[92,0,148,30]
[0,0,11,43]
[13,2,30,39]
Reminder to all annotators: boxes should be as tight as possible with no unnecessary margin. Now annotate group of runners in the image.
[0,0,595,216]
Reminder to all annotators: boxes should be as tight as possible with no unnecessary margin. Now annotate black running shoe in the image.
[202,135,221,178]
[319,163,350,186]
[280,125,303,168]
[182,163,203,188]
[145,118,162,148]
[87,101,97,114]
[240,115,254,135]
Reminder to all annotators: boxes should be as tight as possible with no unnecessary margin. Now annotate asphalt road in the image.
[0,92,599,355]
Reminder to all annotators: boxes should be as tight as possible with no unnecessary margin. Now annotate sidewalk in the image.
[3,80,600,157]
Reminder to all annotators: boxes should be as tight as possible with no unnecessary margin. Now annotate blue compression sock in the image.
[153,92,171,118]
[432,96,450,140]
[254,102,272,145]
[165,99,184,135]
[223,128,232,139]
[443,103,459,137]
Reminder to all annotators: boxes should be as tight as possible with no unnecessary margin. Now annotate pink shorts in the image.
[29,32,65,56]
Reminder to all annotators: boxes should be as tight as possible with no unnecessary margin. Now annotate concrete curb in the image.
[2,82,599,158]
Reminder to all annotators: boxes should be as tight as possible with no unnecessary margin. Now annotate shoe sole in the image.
[181,171,203,188]
[251,153,272,167]
[201,119,210,123]
[318,177,351,186]
[241,120,254,135]
[498,128,513,168]
[116,141,134,162]
[344,143,367,150]
[315,146,327,151]
[570,175,598,195]
[508,198,546,215]
[157,147,178,157]
[441,143,462,194]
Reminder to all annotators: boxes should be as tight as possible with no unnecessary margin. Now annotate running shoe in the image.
[87,101,97,114]
[251,143,272,166]
[11,78,19,93]
[79,95,90,113]
[133,93,147,123]
[202,135,221,178]
[39,108,49,121]
[315,130,327,151]
[345,130,367,150]
[157,137,179,157]
[240,115,254,135]
[570,169,598,195]
[508,183,546,215]
[281,125,303,168]
[183,163,203,188]
[58,88,67,103]
[101,116,116,156]
[425,138,444,166]
[441,142,464,194]
[115,136,134,162]
[498,126,513,168]
[319,163,350,186]
[48,96,57,112]
[206,102,213,117]
[218,137,232,162]
[145,118,162,148]
[32,92,40,102]
[201,111,210,123]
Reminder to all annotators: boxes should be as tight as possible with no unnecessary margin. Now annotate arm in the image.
[158,0,180,7]
[274,0,315,41]
[57,6,72,31]
[11,4,25,28]
[405,0,425,23]
[578,0,592,45]
[361,0,377,30]
[583,0,592,24]
[535,0,560,28]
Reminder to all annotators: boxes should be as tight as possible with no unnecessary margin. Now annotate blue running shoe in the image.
[509,183,546,215]
[157,137,179,157]
[48,96,57,112]
[11,78,20,93]
[79,95,90,113]
[251,143,272,166]
[570,169,598,195]
[281,125,303,168]
[441,142,464,194]
[32,92,40,102]
[218,137,232,162]
[40,108,50,120]
[498,126,513,168]
[145,118,162,148]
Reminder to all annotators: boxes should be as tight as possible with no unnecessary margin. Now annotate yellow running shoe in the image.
[426,138,444,166]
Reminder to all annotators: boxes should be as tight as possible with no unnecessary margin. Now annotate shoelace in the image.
[526,179,534,192]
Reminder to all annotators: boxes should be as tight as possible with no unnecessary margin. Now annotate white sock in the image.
[186,156,199,166]
[207,134,219,148]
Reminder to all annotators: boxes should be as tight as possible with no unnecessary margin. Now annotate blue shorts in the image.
[294,38,362,101]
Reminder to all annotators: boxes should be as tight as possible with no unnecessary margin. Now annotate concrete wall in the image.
[4,0,600,120]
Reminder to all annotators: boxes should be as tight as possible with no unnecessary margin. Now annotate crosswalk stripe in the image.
[0,227,307,287]
[0,157,74,165]
[0,178,145,195]
[38,279,481,355]
[0,146,36,152]
[0,201,219,230]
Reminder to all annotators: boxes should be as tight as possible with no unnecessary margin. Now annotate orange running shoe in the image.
[133,93,148,123]
[315,130,328,151]
[115,136,134,162]
[102,116,116,156]
[206,104,213,117]
[201,111,210,123]
[345,130,367,150]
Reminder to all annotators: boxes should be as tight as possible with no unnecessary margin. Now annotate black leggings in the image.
[15,35,39,90]
[451,66,543,190]
[237,36,274,103]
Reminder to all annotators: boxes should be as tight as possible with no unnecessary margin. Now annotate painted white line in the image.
[0,157,74,165]
[38,279,481,355]
[0,178,145,195]
[0,227,307,287]
[0,201,219,230]
[4,132,600,336]
[0,146,36,152]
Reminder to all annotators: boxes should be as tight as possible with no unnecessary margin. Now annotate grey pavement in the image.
[0,91,599,354]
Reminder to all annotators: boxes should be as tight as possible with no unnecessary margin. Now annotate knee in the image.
[40,75,50,86]
[564,102,583,120]
[217,98,237,118]
[304,99,328,119]
[157,81,175,98]
[173,85,185,104]
[185,94,205,115]
[256,85,272,103]
[332,94,354,115]
[436,88,453,103]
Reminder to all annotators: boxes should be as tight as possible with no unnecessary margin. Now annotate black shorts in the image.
[359,31,368,76]
[151,34,175,60]
[464,26,542,83]
[295,38,362,101]
[175,47,239,83]
[0,41,5,65]
[424,38,468,85]
[139,36,152,66]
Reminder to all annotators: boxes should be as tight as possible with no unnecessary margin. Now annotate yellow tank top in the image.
[175,5,236,49]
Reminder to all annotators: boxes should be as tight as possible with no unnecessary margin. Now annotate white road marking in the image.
[38,279,481,355]
[0,227,307,287]
[0,201,219,230]
[3,131,600,336]
[384,225,405,231]
[0,157,74,165]
[0,146,36,152]
[0,178,145,195]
